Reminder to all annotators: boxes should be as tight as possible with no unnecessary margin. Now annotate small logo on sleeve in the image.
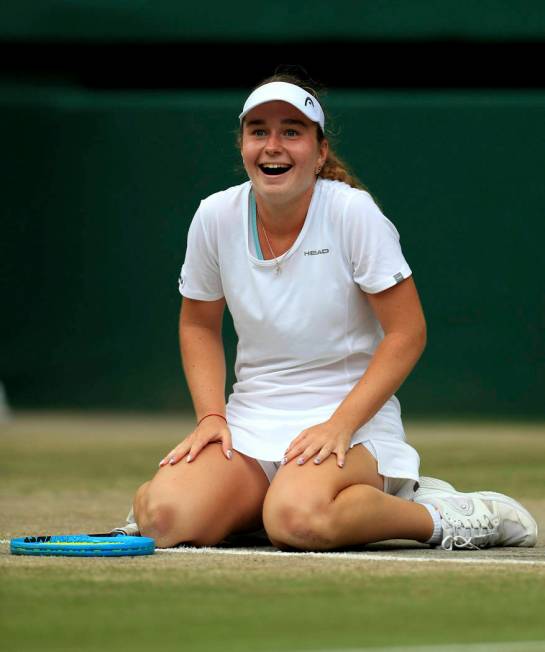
[393,272,404,284]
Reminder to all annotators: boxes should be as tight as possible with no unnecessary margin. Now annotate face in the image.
[240,101,328,207]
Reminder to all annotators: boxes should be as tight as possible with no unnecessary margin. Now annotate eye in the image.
[284,128,299,137]
[251,128,267,137]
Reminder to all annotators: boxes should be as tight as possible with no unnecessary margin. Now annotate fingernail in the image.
[226,450,232,460]
[159,459,165,467]
[339,461,344,468]
[169,457,176,465]
[186,454,192,463]
[281,456,287,465]
[314,457,321,464]
[297,457,304,465]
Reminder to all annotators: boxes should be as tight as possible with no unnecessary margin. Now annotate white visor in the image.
[239,81,325,132]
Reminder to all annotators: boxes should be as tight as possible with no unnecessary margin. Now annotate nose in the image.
[264,130,282,152]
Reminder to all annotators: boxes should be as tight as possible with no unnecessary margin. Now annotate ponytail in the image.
[318,145,367,191]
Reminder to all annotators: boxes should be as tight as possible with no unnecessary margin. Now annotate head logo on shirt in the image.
[304,249,329,256]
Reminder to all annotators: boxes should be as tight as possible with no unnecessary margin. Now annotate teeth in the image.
[259,163,293,176]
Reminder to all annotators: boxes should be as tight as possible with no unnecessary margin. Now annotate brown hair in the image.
[239,71,372,194]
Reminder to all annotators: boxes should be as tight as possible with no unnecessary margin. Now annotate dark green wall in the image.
[2,86,544,416]
[2,1,545,40]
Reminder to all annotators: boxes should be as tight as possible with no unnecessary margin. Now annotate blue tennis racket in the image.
[10,532,155,557]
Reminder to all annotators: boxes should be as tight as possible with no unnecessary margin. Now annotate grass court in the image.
[1,413,544,652]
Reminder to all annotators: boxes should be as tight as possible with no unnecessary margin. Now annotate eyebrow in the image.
[244,118,308,128]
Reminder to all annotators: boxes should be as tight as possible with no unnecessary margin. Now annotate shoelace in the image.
[440,513,499,551]
[441,534,482,551]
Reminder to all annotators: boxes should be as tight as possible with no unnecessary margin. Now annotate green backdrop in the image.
[2,1,545,41]
[2,85,544,416]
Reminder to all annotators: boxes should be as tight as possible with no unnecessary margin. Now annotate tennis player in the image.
[120,73,537,551]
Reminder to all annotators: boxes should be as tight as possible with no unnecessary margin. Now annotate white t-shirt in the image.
[179,178,419,479]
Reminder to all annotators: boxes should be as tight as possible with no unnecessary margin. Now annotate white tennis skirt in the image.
[225,394,420,486]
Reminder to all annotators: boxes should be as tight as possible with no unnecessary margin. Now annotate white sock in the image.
[421,503,443,545]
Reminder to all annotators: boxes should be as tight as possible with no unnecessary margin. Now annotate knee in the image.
[138,500,182,548]
[136,494,226,549]
[262,496,334,551]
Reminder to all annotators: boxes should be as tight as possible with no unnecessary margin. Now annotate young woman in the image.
[120,74,537,552]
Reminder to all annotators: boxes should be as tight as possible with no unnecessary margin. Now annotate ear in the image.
[318,138,329,167]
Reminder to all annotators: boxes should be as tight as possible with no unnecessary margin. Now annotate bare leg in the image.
[134,442,270,548]
[263,444,433,551]
[321,484,433,548]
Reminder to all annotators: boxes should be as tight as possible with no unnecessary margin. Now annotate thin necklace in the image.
[257,205,282,275]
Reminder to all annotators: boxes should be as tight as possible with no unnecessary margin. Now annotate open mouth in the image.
[259,164,293,176]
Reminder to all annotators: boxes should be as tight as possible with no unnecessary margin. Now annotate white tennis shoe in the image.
[414,476,538,550]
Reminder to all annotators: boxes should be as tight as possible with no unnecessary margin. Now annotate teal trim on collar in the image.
[250,189,264,260]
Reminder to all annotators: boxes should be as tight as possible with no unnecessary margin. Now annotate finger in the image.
[284,430,308,455]
[159,448,182,467]
[313,446,332,465]
[282,440,309,465]
[165,445,189,466]
[159,434,195,467]
[159,455,170,467]
[221,432,234,460]
[336,448,346,468]
[186,436,216,463]
[296,443,324,466]
[283,440,297,456]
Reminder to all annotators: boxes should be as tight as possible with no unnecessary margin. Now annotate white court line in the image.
[286,643,545,652]
[156,546,545,566]
[2,539,544,566]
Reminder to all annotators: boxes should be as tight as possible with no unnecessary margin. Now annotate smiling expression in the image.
[240,101,328,207]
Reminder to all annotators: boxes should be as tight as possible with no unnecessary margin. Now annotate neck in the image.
[254,184,316,237]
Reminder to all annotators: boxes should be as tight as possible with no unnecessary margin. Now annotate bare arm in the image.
[327,276,426,434]
[160,296,232,466]
[283,276,426,467]
[179,296,227,421]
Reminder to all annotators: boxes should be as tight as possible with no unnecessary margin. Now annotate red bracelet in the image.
[197,413,227,426]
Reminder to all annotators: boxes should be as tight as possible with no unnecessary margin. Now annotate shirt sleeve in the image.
[342,191,412,294]
[178,202,224,300]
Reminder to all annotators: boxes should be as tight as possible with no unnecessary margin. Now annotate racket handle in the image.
[108,528,140,537]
